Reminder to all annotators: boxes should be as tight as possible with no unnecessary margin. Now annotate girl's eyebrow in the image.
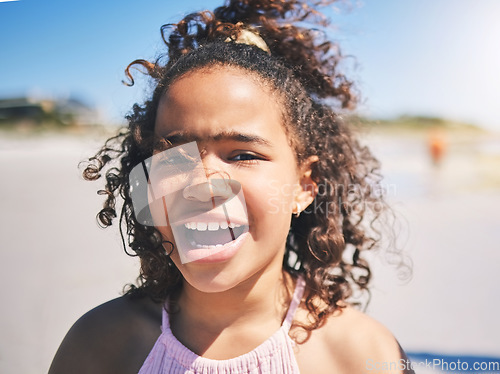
[163,130,272,147]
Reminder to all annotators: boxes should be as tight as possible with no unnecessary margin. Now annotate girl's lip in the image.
[182,231,250,264]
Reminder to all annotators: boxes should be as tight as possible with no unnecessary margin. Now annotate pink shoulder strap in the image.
[283,276,306,331]
[161,304,170,332]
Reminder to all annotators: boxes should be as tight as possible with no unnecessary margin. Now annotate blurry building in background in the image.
[0,96,99,128]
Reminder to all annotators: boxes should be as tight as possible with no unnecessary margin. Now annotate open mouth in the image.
[178,220,249,249]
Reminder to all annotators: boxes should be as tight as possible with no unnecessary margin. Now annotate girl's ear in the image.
[294,155,319,214]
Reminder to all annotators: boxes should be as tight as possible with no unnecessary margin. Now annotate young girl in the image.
[50,0,413,373]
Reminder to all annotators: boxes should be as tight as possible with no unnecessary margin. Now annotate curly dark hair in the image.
[83,0,404,339]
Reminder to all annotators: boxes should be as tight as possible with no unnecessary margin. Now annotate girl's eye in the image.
[230,153,262,163]
[153,151,197,174]
[159,150,195,166]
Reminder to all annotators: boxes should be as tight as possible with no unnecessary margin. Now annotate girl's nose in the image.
[182,177,234,202]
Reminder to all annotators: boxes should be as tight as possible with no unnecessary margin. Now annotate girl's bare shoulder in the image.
[49,294,162,374]
[327,306,407,362]
[296,305,413,374]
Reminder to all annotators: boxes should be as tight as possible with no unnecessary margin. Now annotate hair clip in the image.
[225,28,270,54]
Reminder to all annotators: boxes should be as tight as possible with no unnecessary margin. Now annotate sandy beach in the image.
[1,128,499,373]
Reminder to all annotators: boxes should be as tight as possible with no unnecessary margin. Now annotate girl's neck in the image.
[175,268,294,334]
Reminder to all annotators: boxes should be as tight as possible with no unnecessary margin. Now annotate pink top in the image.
[138,277,305,374]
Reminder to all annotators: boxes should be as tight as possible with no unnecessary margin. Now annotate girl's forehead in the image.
[163,65,276,104]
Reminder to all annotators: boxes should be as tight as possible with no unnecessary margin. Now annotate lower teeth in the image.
[185,226,247,249]
[188,236,232,249]
[192,243,225,249]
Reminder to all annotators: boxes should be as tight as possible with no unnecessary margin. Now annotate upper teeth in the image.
[184,221,241,231]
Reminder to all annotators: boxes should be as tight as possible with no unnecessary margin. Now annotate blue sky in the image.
[1,0,499,130]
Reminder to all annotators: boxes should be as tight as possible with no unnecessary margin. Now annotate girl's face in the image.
[153,66,312,293]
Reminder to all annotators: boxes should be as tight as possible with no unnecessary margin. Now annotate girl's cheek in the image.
[157,226,175,245]
[255,178,296,217]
